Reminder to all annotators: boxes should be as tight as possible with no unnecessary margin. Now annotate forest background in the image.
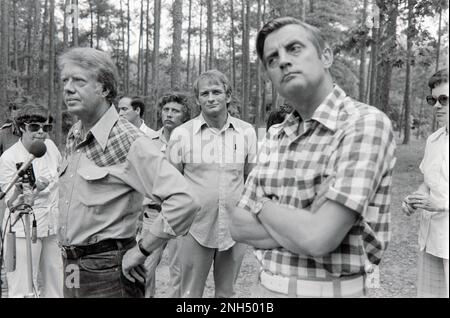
[0,0,448,148]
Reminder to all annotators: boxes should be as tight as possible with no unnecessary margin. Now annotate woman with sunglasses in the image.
[402,69,449,298]
[0,103,63,298]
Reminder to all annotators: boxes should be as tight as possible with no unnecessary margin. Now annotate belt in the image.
[61,238,136,260]
[260,271,365,298]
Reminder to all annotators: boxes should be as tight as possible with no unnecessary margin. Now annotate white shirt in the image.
[418,126,449,259]
[0,139,61,237]
[139,121,157,137]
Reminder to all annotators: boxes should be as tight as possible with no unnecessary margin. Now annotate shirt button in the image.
[77,150,80,153]
[65,201,69,205]
[70,174,74,178]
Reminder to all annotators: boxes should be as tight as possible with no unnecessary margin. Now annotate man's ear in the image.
[135,107,141,115]
[321,47,333,69]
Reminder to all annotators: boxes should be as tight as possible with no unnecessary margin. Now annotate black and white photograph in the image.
[0,0,448,301]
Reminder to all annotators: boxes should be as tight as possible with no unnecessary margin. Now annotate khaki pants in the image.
[179,234,246,298]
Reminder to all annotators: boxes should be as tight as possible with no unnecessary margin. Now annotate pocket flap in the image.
[77,166,109,181]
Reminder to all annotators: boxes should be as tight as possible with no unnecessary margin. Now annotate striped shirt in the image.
[238,85,396,279]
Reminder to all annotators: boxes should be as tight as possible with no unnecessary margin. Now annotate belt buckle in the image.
[61,245,76,259]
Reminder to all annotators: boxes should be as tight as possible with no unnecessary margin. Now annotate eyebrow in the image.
[264,39,306,59]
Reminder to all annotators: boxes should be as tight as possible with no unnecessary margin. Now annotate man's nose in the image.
[278,50,292,70]
[64,79,75,93]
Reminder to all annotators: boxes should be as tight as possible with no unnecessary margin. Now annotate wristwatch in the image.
[253,197,272,216]
[138,239,151,257]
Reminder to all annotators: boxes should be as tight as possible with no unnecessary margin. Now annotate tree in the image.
[358,0,368,102]
[403,0,417,145]
[377,0,399,112]
[207,0,214,69]
[186,0,193,89]
[151,0,161,128]
[171,0,183,90]
[0,0,8,117]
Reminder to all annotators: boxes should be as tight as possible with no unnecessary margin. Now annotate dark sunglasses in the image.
[426,94,448,107]
[25,122,53,133]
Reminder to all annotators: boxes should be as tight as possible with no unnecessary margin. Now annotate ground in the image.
[154,137,427,298]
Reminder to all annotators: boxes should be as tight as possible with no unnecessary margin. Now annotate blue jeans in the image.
[62,247,144,298]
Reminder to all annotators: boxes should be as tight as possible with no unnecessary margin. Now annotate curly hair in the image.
[157,92,192,123]
[14,103,52,135]
[428,69,448,90]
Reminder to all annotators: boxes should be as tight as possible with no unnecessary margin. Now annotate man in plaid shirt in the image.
[230,17,396,297]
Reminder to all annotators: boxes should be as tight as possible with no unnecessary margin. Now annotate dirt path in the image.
[155,138,427,298]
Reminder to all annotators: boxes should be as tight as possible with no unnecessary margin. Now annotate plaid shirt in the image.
[59,106,199,246]
[238,85,396,279]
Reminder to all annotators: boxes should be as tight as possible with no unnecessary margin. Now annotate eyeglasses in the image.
[426,94,448,107]
[24,122,53,133]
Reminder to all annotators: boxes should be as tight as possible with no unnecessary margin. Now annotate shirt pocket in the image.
[76,166,114,207]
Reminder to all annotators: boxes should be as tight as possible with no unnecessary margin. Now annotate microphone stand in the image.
[8,204,37,298]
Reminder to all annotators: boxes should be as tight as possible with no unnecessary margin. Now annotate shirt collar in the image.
[153,127,169,144]
[89,106,120,151]
[193,113,240,134]
[310,84,345,132]
[429,126,449,143]
[279,85,344,138]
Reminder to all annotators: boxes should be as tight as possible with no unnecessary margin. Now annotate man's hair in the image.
[428,69,448,90]
[158,92,191,123]
[256,16,328,66]
[58,47,119,105]
[193,69,232,105]
[130,96,146,118]
[14,103,52,134]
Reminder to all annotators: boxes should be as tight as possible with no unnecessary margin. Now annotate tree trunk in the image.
[432,7,443,132]
[256,0,263,127]
[309,0,314,13]
[151,0,161,128]
[126,0,130,94]
[88,0,94,47]
[241,0,250,121]
[13,0,20,91]
[63,0,69,47]
[144,0,150,97]
[72,0,78,46]
[402,0,416,145]
[96,0,100,49]
[186,0,192,89]
[31,0,42,93]
[171,0,183,91]
[207,0,214,69]
[199,1,203,75]
[230,0,237,91]
[49,0,59,146]
[377,0,398,112]
[359,0,368,102]
[0,0,9,113]
[39,0,49,71]
[137,0,144,94]
[368,24,379,106]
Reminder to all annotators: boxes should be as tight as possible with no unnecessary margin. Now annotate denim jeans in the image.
[62,246,144,298]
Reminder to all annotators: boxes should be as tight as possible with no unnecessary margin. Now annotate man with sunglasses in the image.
[0,103,63,298]
[402,69,449,297]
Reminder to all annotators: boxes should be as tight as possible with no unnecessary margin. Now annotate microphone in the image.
[0,141,47,200]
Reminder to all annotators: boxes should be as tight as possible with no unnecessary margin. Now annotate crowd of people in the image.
[0,16,448,298]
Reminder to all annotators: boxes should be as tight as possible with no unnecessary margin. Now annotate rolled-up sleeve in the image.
[325,112,396,215]
[124,136,200,239]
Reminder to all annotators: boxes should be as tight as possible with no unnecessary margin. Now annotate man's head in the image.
[14,103,53,147]
[158,92,191,132]
[256,17,333,104]
[193,70,232,118]
[427,69,448,129]
[118,96,146,127]
[58,47,119,121]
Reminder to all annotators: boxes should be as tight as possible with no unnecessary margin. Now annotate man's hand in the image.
[35,176,50,192]
[121,245,147,284]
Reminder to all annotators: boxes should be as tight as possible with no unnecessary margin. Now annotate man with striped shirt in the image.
[230,17,396,298]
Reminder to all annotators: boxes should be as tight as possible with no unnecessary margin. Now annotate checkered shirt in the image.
[65,114,143,167]
[238,85,397,279]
